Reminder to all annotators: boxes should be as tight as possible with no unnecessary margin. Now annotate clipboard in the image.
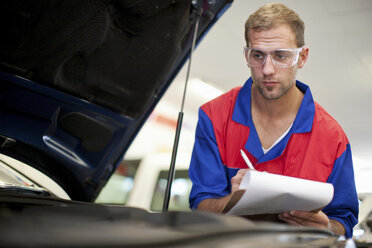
[220,170,334,216]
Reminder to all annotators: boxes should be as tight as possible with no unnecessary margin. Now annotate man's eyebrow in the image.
[251,48,265,52]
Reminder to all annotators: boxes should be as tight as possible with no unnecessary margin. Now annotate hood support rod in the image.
[162,8,201,213]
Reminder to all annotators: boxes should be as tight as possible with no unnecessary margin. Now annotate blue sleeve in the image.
[324,143,359,238]
[188,108,238,210]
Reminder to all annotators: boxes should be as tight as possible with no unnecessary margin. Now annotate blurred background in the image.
[97,0,372,211]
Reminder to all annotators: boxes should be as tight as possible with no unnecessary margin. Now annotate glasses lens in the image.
[247,49,266,67]
[271,50,297,67]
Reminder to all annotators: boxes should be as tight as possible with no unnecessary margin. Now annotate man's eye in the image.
[273,52,291,60]
[251,51,264,60]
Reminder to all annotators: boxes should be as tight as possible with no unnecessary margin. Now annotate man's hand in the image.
[278,210,329,228]
[278,210,345,236]
[231,169,249,192]
[198,169,249,213]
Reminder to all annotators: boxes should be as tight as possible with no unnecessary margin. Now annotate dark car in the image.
[0,1,350,247]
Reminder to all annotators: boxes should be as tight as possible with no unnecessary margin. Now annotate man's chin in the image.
[262,94,281,100]
[259,88,281,100]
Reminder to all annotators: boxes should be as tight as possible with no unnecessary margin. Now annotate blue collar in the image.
[232,77,315,162]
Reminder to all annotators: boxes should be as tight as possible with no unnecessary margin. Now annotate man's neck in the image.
[251,83,304,149]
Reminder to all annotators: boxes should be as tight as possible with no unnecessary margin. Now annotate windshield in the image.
[0,154,70,199]
[0,159,34,186]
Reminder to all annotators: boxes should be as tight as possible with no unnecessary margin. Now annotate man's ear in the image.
[298,47,309,69]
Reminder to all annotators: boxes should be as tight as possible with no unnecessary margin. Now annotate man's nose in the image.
[262,54,276,75]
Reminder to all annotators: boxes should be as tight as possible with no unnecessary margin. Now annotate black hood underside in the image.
[1,0,203,117]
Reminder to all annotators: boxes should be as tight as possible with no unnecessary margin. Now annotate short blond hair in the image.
[245,3,305,47]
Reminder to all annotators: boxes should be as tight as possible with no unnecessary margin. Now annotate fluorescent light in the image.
[189,78,224,101]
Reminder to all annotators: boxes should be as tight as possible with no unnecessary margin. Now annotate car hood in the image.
[0,0,232,201]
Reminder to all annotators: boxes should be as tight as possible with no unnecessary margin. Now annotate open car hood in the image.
[0,0,232,201]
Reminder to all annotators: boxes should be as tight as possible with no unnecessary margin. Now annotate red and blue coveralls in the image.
[189,77,358,238]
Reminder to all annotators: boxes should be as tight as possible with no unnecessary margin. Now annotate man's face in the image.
[247,24,304,100]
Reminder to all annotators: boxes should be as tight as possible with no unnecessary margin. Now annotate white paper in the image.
[226,170,334,215]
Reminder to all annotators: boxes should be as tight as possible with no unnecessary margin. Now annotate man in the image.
[188,3,358,238]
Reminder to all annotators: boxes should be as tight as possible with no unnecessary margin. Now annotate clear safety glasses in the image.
[243,46,304,68]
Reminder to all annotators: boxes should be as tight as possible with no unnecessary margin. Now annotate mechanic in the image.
[188,3,358,238]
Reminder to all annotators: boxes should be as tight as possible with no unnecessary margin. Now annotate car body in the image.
[0,0,353,247]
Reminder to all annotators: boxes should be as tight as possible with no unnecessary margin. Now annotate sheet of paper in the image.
[225,170,334,216]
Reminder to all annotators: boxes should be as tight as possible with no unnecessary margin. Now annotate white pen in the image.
[240,149,255,170]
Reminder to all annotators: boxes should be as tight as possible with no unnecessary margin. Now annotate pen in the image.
[240,149,255,170]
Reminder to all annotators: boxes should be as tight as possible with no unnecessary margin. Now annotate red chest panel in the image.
[201,88,347,183]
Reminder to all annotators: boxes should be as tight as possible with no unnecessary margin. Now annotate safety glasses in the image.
[243,46,304,68]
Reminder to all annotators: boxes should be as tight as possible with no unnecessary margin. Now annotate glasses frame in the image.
[243,46,305,68]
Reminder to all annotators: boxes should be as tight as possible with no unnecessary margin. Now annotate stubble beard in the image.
[252,67,298,100]
[256,80,295,100]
